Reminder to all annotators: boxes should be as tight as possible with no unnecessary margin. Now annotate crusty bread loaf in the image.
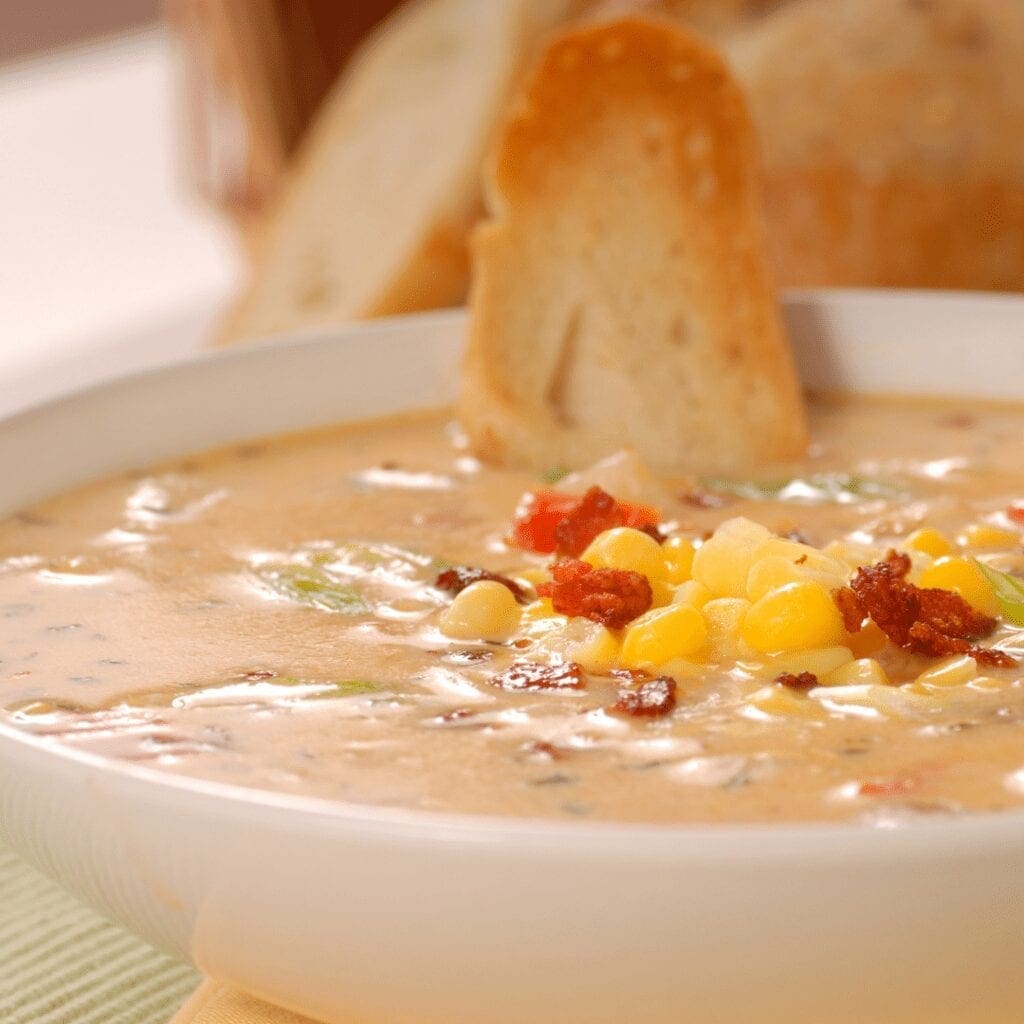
[727,0,1024,290]
[219,0,573,346]
[461,16,808,477]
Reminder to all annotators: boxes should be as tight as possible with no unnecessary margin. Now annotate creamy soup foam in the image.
[4,393,1024,825]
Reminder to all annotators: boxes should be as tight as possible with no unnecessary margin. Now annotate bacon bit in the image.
[492,660,586,692]
[439,708,476,723]
[907,623,1015,667]
[435,565,527,603]
[510,486,660,556]
[554,486,660,557]
[427,707,487,730]
[837,550,1015,667]
[679,489,729,509]
[834,586,868,633]
[538,558,652,629]
[611,676,677,718]
[441,648,494,665]
[1008,504,1024,526]
[775,671,819,690]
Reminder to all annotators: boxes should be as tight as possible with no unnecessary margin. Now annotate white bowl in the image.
[3,291,1024,1024]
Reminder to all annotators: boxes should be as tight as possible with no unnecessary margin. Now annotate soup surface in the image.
[3,394,1024,825]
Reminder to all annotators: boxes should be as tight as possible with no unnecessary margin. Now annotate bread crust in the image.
[728,0,1024,290]
[462,16,807,476]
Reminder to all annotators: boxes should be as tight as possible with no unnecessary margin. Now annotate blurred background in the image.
[2,0,1022,407]
[0,1,406,408]
[2,0,234,406]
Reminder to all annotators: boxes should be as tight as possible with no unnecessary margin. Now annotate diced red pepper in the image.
[1007,503,1024,526]
[509,487,660,556]
[510,490,581,554]
[858,776,920,798]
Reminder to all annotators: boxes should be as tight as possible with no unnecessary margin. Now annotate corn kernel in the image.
[823,540,883,571]
[656,657,705,680]
[620,603,707,669]
[824,658,890,687]
[960,523,1021,550]
[702,597,752,662]
[905,528,952,558]
[747,683,823,719]
[757,539,849,577]
[746,554,847,603]
[813,683,940,718]
[672,579,712,608]
[758,646,854,680]
[917,556,1000,616]
[520,599,567,642]
[847,620,887,658]
[904,549,935,586]
[968,675,1007,692]
[662,535,696,584]
[517,567,549,587]
[538,618,620,674]
[691,517,774,598]
[914,654,978,689]
[650,579,676,608]
[522,597,556,621]
[742,581,848,653]
[439,580,521,642]
[582,527,667,580]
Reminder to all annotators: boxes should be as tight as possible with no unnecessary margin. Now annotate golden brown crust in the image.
[462,16,807,475]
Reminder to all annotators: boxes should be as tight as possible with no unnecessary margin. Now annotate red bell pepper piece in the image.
[510,487,660,556]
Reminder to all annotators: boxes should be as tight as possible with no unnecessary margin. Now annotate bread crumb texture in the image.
[462,16,807,476]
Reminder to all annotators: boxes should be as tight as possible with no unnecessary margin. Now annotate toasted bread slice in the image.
[461,16,807,476]
[219,0,573,346]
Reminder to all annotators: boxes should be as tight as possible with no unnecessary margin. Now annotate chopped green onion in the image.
[255,564,369,614]
[314,679,382,699]
[975,561,1024,626]
[701,472,901,505]
[542,465,570,484]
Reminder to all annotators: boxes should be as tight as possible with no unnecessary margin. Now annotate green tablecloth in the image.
[0,841,198,1023]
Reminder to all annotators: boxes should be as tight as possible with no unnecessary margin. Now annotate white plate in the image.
[2,292,1024,1024]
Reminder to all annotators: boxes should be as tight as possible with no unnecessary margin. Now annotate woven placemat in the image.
[171,981,322,1024]
[0,841,199,1024]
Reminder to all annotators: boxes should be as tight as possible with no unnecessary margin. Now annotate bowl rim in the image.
[5,289,1024,858]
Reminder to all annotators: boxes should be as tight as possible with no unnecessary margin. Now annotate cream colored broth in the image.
[3,394,1024,824]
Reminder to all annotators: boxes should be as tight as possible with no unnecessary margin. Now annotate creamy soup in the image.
[3,393,1024,825]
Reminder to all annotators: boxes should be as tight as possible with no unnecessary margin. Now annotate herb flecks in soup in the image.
[4,396,1024,825]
